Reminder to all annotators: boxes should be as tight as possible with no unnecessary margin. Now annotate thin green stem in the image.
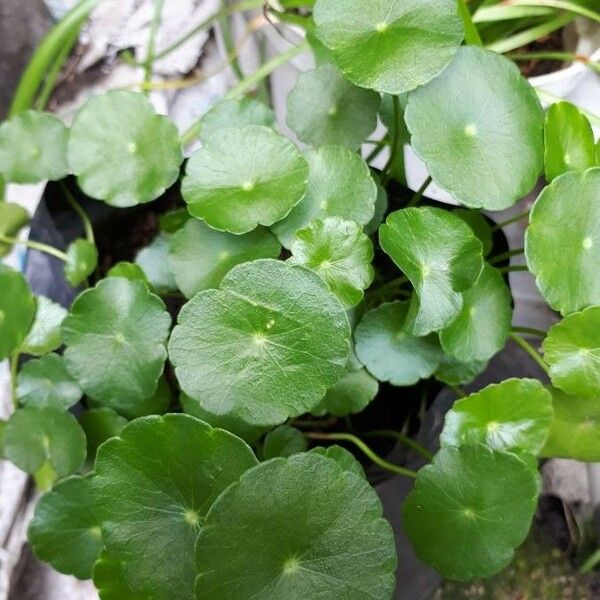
[143,0,166,91]
[219,12,244,81]
[365,141,388,164]
[363,430,433,462]
[407,176,432,207]
[366,276,410,307]
[181,40,309,146]
[381,95,402,185]
[498,264,529,273]
[0,234,68,262]
[511,326,547,338]
[457,0,484,46]
[491,210,530,231]
[10,352,20,409]
[61,184,94,244]
[536,89,600,127]
[504,0,600,25]
[488,247,524,264]
[448,384,466,398]
[509,332,549,373]
[508,51,600,75]
[305,432,418,479]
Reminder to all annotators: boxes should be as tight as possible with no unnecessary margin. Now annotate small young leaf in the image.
[61,278,172,416]
[68,91,183,207]
[289,217,374,307]
[262,425,307,459]
[182,126,308,234]
[403,444,538,580]
[28,475,102,579]
[441,378,553,455]
[525,169,600,315]
[543,306,600,398]
[312,366,378,417]
[405,47,544,210]
[355,301,442,386]
[198,98,275,142]
[0,265,36,360]
[313,0,464,95]
[440,264,512,362]
[544,101,595,182]
[64,239,98,287]
[168,219,280,298]
[273,145,377,248]
[158,208,190,233]
[169,259,350,427]
[195,453,396,599]
[435,354,487,386]
[310,445,366,479]
[106,262,151,288]
[286,64,380,150]
[135,234,178,293]
[0,111,69,183]
[541,387,600,462]
[91,414,258,600]
[380,207,483,335]
[0,202,30,256]
[93,551,146,600]
[4,406,86,476]
[21,296,67,355]
[17,353,82,409]
[80,408,127,462]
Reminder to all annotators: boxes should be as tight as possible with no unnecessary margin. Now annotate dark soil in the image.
[516,28,567,78]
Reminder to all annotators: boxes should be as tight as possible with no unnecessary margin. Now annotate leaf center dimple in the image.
[282,556,300,575]
[127,142,138,154]
[184,508,200,527]
[464,124,478,137]
[375,21,388,33]
[582,237,593,250]
[242,180,255,192]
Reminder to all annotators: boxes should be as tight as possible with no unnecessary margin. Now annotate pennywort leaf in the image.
[0,202,30,257]
[135,234,178,293]
[64,239,98,287]
[262,425,307,459]
[79,408,127,462]
[21,296,67,356]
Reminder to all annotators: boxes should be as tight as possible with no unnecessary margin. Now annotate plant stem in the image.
[536,89,600,127]
[511,326,547,338]
[10,352,20,409]
[448,384,466,398]
[362,430,433,461]
[457,0,484,46]
[503,0,600,26]
[61,184,94,244]
[219,11,244,81]
[366,276,410,307]
[508,51,600,74]
[365,140,388,164]
[381,95,402,185]
[180,40,309,146]
[498,264,529,273]
[488,247,525,264]
[0,234,68,262]
[305,432,418,479]
[491,210,530,231]
[509,332,549,373]
[143,0,166,92]
[407,176,432,207]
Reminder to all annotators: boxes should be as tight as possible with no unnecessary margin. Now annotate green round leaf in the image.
[91,414,258,600]
[0,111,69,183]
[93,551,146,600]
[544,101,595,182]
[440,264,512,362]
[195,453,396,599]
[180,393,266,444]
[135,234,178,293]
[310,445,366,479]
[17,353,82,409]
[312,366,378,417]
[313,0,463,95]
[441,378,553,455]
[64,239,98,287]
[68,91,182,207]
[28,475,102,579]
[198,98,275,142]
[273,145,377,248]
[525,169,600,315]
[182,126,308,234]
[355,301,442,386]
[80,408,127,462]
[289,217,374,308]
[159,208,190,233]
[286,64,380,150]
[21,296,67,356]
[4,405,86,476]
[405,47,544,210]
[543,306,600,398]
[169,259,350,427]
[262,425,307,459]
[541,387,600,462]
[380,207,483,335]
[453,209,493,257]
[0,202,30,256]
[435,354,487,387]
[0,265,36,360]
[62,278,172,416]
[168,219,281,298]
[106,262,151,288]
[365,184,389,236]
[403,444,539,580]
